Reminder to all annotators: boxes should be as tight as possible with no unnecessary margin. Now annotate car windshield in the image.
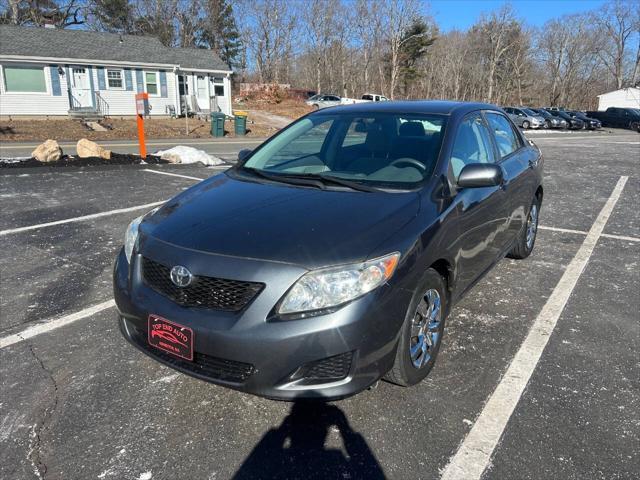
[521,108,538,116]
[240,112,447,190]
[553,111,571,120]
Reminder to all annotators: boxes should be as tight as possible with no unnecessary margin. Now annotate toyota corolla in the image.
[113,101,543,400]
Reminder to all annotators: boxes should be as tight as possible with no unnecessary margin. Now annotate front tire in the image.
[508,196,540,259]
[385,269,447,387]
[544,120,551,129]
[522,120,530,129]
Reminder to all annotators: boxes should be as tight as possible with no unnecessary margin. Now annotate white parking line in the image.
[142,169,208,181]
[539,225,640,243]
[440,176,628,480]
[0,201,164,236]
[0,300,115,349]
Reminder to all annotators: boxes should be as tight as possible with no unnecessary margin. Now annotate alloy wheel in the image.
[526,203,538,250]
[409,289,442,368]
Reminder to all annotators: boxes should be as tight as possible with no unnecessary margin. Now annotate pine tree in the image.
[199,0,242,68]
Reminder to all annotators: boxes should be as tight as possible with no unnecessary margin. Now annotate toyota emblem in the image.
[170,265,193,287]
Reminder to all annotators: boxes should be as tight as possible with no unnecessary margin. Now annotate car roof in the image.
[319,100,500,116]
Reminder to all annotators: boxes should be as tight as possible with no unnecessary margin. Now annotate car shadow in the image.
[232,400,385,479]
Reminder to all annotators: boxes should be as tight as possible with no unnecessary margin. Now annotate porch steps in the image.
[68,108,104,121]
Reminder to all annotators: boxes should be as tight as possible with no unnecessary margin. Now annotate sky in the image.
[429,0,609,31]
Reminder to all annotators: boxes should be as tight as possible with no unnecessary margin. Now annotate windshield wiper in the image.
[240,167,326,190]
[279,173,382,193]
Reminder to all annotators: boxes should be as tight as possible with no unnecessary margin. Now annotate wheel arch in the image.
[429,258,454,302]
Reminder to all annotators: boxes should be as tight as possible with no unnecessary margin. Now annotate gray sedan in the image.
[305,94,342,110]
[504,107,545,129]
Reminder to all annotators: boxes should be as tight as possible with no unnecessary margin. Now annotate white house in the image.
[0,25,233,118]
[597,87,640,111]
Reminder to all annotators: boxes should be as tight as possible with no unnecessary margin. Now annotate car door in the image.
[485,111,537,245]
[449,112,510,292]
[504,108,521,127]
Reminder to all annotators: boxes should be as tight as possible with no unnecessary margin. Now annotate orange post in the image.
[135,93,149,158]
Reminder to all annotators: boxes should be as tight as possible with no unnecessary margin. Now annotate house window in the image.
[211,76,224,96]
[107,69,123,89]
[197,76,207,98]
[3,65,47,93]
[145,72,158,95]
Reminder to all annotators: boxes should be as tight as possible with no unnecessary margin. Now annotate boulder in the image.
[31,139,62,163]
[76,138,111,159]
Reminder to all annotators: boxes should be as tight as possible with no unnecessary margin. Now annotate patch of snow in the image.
[155,146,224,166]
[0,157,31,163]
[138,471,152,480]
[152,373,180,384]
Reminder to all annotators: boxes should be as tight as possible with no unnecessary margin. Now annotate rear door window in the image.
[485,112,521,159]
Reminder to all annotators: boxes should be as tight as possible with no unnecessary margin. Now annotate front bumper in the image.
[113,248,411,401]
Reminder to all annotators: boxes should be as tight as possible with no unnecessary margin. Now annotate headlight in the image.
[124,215,143,263]
[278,252,401,315]
[123,207,161,263]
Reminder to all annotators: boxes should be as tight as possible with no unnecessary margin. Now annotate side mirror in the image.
[457,164,504,188]
[237,148,252,163]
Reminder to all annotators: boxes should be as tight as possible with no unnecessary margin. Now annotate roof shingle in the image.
[0,25,230,72]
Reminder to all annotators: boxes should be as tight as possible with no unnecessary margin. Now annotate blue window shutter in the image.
[49,65,61,96]
[97,66,106,90]
[135,69,144,93]
[124,69,133,91]
[159,71,168,97]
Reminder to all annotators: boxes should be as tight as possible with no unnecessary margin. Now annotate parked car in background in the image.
[114,101,543,400]
[342,93,389,104]
[503,107,545,129]
[545,109,584,129]
[528,108,567,129]
[565,111,602,130]
[306,94,342,110]
[586,107,640,131]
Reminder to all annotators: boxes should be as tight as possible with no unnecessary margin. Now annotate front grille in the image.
[294,352,353,383]
[142,257,263,311]
[129,324,254,383]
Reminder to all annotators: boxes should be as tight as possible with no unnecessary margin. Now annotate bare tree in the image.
[236,0,297,83]
[591,0,639,88]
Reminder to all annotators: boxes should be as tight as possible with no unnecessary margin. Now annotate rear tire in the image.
[385,269,447,387]
[508,196,540,260]
[544,120,551,129]
[522,120,530,129]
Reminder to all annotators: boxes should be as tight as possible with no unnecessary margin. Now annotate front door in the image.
[449,112,510,292]
[210,76,227,113]
[71,67,92,108]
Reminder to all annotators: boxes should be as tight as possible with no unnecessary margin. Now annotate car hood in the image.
[140,172,420,268]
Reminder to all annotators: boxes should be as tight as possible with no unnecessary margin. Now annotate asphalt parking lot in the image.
[1,130,638,480]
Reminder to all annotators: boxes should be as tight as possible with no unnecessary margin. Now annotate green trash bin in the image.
[210,112,225,137]
[234,114,247,136]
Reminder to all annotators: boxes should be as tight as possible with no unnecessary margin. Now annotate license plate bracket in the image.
[148,314,194,361]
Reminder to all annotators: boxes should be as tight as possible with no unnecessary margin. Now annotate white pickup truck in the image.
[341,93,389,104]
